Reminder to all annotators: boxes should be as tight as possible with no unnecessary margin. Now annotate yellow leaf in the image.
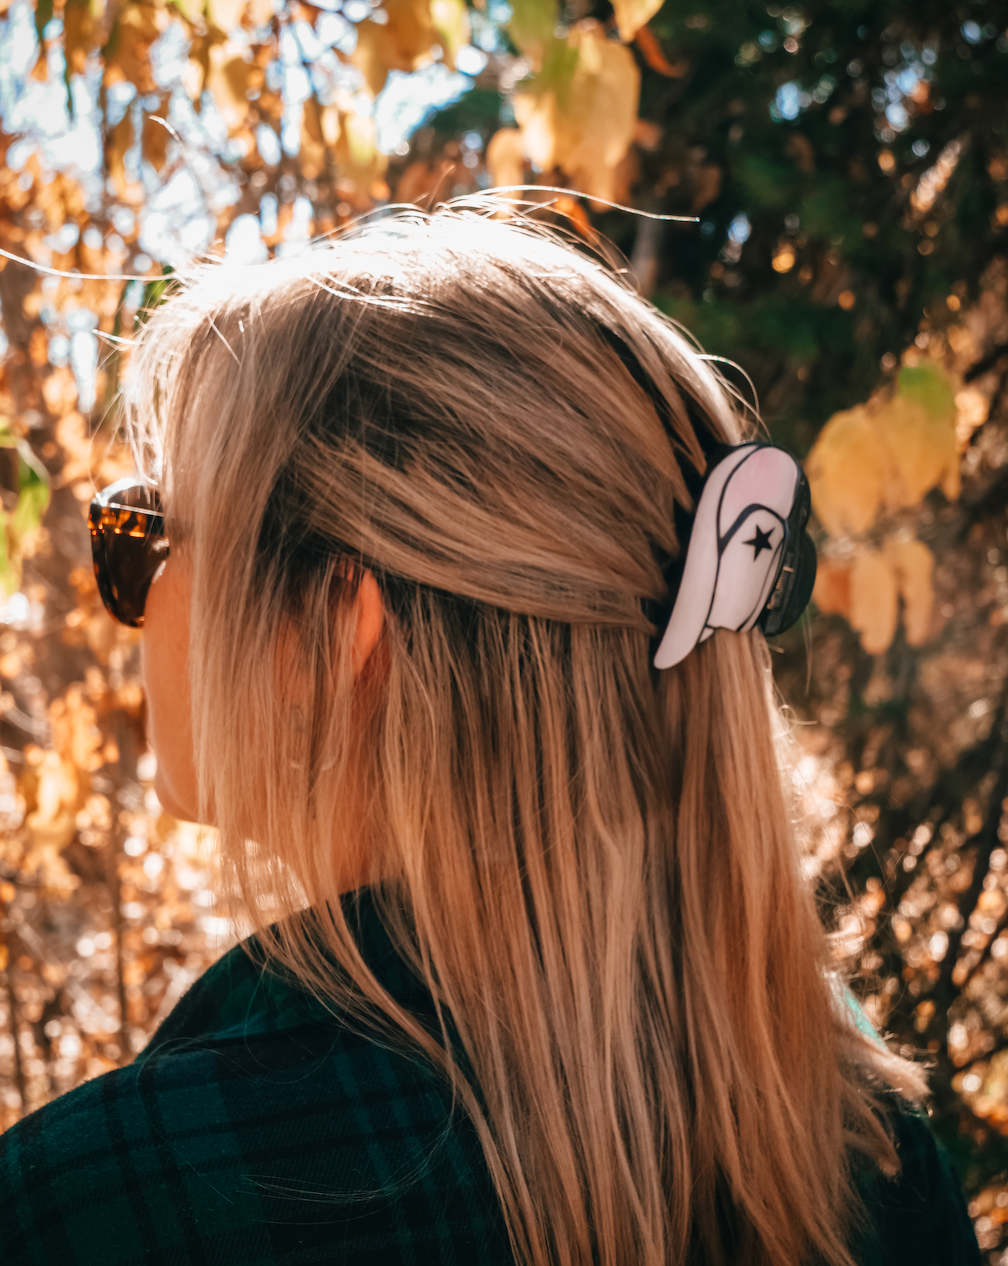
[205,40,252,131]
[106,111,136,200]
[42,366,79,418]
[513,23,640,203]
[880,365,959,509]
[106,4,168,94]
[64,0,97,76]
[805,404,889,537]
[301,97,327,181]
[811,556,852,618]
[485,127,525,190]
[507,0,556,64]
[431,0,469,67]
[353,0,436,97]
[884,534,935,647]
[611,0,663,44]
[849,549,898,655]
[207,0,274,33]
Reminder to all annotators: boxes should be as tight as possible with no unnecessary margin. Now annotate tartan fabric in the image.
[0,887,980,1266]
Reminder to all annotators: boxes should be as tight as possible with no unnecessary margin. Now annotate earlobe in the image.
[352,569,385,676]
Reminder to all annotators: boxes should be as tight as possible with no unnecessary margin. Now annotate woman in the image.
[0,204,977,1265]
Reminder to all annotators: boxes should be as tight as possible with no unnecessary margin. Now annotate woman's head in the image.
[127,203,923,1266]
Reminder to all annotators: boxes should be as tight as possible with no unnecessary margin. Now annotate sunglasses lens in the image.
[89,484,168,628]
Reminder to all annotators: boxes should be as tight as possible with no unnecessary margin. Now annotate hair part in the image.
[126,201,927,1266]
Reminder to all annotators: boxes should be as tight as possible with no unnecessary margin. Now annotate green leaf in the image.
[507,0,556,59]
[135,267,178,329]
[897,364,956,425]
[0,515,18,599]
[11,458,50,545]
[533,35,579,105]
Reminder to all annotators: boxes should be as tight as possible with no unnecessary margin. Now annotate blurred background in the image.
[0,0,1006,1253]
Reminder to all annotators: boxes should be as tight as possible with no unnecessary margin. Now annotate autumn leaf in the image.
[507,0,557,65]
[353,0,439,97]
[883,364,960,508]
[806,404,889,537]
[206,0,274,33]
[884,534,935,647]
[849,549,899,655]
[105,4,168,95]
[513,23,640,204]
[206,41,255,132]
[431,0,469,68]
[611,0,664,45]
[812,556,852,618]
[64,0,97,77]
[485,127,525,190]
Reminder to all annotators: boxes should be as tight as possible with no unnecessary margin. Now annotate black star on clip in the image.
[744,524,773,559]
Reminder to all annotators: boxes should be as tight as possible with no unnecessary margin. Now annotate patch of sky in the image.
[291,19,323,61]
[309,49,363,103]
[281,102,303,156]
[316,12,357,53]
[5,137,31,170]
[309,0,344,12]
[47,332,69,367]
[110,205,136,237]
[283,62,312,105]
[225,213,267,265]
[0,328,9,360]
[67,309,98,412]
[203,92,233,150]
[138,168,216,268]
[151,21,190,91]
[469,10,504,53]
[455,45,488,76]
[342,0,372,21]
[0,6,104,186]
[280,25,302,64]
[961,21,983,44]
[257,122,282,165]
[43,222,78,254]
[374,62,473,155]
[260,192,278,238]
[486,0,511,21]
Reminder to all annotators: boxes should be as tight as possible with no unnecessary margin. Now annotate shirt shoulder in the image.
[853,1103,980,1266]
[0,901,512,1266]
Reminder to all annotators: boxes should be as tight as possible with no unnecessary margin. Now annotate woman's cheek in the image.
[140,559,201,823]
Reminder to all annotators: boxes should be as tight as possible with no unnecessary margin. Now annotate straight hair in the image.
[125,202,926,1266]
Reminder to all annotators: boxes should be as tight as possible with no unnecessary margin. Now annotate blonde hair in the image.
[126,202,925,1266]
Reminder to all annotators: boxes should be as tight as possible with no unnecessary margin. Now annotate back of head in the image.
[127,203,924,1266]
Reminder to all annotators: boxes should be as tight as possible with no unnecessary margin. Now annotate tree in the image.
[0,0,1006,1250]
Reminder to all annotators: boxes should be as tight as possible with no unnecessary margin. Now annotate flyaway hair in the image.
[124,201,927,1266]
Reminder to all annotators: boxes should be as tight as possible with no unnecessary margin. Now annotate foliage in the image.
[0,0,1006,1254]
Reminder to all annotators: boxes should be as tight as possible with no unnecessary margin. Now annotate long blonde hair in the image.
[126,203,925,1266]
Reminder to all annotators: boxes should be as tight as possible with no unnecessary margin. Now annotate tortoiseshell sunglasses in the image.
[88,479,169,628]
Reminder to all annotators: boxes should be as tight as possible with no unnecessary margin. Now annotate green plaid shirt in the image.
[0,889,979,1265]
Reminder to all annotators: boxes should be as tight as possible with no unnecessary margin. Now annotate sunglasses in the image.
[88,479,169,628]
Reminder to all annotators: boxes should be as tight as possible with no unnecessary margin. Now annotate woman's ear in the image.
[351,568,385,676]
